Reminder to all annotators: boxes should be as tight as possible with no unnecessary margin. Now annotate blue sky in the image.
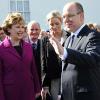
[0,0,100,30]
[30,0,100,29]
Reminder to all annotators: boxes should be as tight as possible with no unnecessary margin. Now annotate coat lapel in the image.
[22,41,27,59]
[3,37,22,59]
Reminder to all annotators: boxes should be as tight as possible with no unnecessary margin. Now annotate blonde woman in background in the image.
[88,23,100,32]
[41,10,69,100]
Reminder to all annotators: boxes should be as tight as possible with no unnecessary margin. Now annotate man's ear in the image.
[80,12,84,22]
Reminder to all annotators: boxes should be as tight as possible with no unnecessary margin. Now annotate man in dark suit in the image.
[27,21,42,100]
[50,2,100,100]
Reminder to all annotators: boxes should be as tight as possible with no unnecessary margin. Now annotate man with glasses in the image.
[50,2,100,100]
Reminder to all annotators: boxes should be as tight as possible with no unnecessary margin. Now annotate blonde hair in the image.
[93,24,100,32]
[88,23,100,32]
[46,10,62,22]
[2,12,25,35]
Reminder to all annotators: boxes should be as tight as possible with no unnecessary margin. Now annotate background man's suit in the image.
[32,39,43,100]
[32,39,42,87]
[62,25,100,100]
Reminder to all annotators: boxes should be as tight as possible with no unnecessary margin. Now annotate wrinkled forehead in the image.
[31,23,40,28]
[28,23,40,29]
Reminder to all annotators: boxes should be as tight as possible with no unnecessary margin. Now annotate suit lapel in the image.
[71,25,89,49]
[71,35,82,49]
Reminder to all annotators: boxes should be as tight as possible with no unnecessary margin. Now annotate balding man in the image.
[51,2,100,100]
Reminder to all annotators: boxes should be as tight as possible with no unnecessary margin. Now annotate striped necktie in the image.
[68,35,75,48]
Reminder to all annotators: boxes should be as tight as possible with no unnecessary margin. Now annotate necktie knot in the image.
[32,43,37,49]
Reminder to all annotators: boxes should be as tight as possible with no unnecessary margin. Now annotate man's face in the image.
[62,3,83,32]
[27,23,41,42]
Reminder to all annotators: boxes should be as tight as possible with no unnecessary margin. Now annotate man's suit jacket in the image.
[32,39,42,87]
[63,25,100,100]
[0,37,41,100]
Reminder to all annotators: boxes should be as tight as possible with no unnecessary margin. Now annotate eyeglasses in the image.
[63,12,81,20]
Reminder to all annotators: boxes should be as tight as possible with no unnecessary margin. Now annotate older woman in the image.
[0,12,41,100]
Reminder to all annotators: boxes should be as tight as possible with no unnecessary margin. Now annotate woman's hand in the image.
[49,36,64,56]
[35,92,41,98]
[41,87,50,100]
